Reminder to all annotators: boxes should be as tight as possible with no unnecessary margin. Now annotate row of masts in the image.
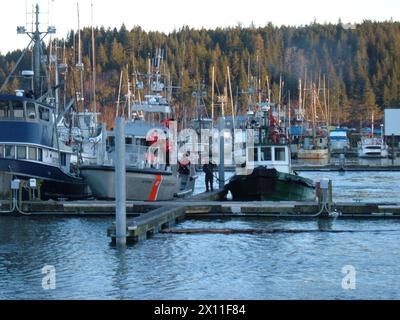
[4,3,349,136]
[39,1,98,118]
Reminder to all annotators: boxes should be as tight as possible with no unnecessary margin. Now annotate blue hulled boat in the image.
[0,4,88,200]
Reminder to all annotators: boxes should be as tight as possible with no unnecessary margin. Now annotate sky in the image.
[0,0,399,54]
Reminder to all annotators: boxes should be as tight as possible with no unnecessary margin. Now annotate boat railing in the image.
[96,143,166,170]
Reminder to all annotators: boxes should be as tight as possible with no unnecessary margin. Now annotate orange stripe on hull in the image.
[148,175,163,201]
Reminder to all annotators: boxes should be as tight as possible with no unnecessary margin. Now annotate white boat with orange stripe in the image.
[80,165,188,201]
[80,49,197,201]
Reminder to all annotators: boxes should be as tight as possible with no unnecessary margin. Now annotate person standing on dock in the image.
[203,161,216,192]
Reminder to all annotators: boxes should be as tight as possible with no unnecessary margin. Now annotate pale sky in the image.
[0,0,399,54]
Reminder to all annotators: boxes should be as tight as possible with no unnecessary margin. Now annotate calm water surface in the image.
[1,170,400,300]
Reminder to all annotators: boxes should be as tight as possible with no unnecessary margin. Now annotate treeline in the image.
[1,21,400,127]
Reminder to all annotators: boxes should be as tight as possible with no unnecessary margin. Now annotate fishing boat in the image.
[296,82,329,160]
[225,103,315,201]
[57,7,105,167]
[297,146,329,160]
[329,128,350,152]
[357,113,388,158]
[80,50,197,200]
[357,136,388,158]
[0,4,88,200]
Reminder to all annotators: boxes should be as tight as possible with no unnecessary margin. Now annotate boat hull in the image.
[330,140,349,152]
[358,147,388,158]
[297,149,329,160]
[226,166,315,201]
[80,165,183,201]
[0,158,89,200]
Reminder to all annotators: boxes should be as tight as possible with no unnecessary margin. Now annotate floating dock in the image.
[4,198,400,217]
[107,198,400,244]
[3,189,400,245]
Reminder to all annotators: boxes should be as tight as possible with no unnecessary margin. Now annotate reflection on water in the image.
[294,156,400,167]
[1,170,400,300]
[1,216,400,300]
[299,171,400,203]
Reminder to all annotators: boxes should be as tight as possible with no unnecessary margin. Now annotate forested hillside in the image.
[1,20,400,127]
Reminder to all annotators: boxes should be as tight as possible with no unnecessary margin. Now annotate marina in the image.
[1,0,400,304]
[2,170,400,299]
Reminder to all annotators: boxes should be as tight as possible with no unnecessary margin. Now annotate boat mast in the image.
[54,44,60,114]
[77,2,84,111]
[211,66,215,127]
[371,111,375,138]
[278,74,282,119]
[227,66,235,130]
[91,0,97,116]
[116,70,123,118]
[312,82,317,147]
[126,65,132,120]
[1,4,56,96]
[33,4,41,95]
[298,79,302,121]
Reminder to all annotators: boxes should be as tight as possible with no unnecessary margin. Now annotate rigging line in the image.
[0,39,34,92]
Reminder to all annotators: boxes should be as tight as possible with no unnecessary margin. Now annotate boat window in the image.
[60,153,67,166]
[260,147,272,161]
[125,137,133,145]
[107,137,115,148]
[38,148,43,162]
[17,146,27,159]
[0,100,10,118]
[248,147,259,162]
[5,146,15,159]
[275,147,286,161]
[0,145,3,157]
[28,147,37,160]
[26,103,36,120]
[39,107,50,122]
[12,101,24,119]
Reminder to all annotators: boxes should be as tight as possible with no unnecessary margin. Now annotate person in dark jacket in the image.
[203,161,216,192]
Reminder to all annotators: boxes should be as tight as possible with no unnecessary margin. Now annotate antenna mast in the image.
[91,0,97,115]
[77,2,84,110]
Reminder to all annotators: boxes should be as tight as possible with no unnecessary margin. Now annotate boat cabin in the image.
[0,94,73,173]
[246,145,291,174]
[0,95,53,124]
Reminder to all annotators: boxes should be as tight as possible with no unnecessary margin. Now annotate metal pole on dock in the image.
[392,134,395,166]
[218,117,225,190]
[115,117,126,246]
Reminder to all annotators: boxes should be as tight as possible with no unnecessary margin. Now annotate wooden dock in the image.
[108,199,400,244]
[3,190,400,245]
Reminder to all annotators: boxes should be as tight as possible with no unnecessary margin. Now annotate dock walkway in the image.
[3,190,400,244]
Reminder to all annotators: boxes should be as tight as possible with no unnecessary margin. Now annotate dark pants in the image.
[205,175,214,192]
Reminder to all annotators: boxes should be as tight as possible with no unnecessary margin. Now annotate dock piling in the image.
[392,134,396,165]
[115,117,127,246]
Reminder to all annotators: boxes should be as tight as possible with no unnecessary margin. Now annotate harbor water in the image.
[1,170,400,299]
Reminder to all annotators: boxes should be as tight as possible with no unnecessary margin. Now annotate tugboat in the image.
[0,4,89,200]
[225,103,315,201]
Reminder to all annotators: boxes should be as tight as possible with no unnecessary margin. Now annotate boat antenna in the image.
[0,4,56,95]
